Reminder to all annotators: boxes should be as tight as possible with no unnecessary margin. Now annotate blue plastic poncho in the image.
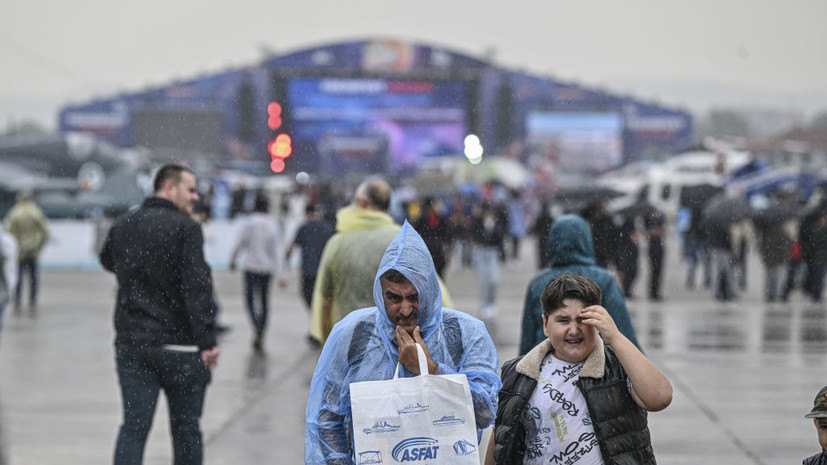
[304,222,502,464]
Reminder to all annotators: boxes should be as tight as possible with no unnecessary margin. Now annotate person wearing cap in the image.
[804,385,827,465]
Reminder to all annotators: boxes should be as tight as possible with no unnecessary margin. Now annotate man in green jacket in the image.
[309,178,454,345]
[5,190,49,311]
[519,214,640,355]
[309,178,400,344]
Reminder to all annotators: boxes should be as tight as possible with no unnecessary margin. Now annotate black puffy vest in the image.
[493,347,656,464]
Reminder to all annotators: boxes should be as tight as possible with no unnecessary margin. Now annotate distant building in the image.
[58,38,692,181]
[747,126,827,171]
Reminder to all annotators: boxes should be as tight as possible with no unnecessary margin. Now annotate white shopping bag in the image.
[350,344,481,465]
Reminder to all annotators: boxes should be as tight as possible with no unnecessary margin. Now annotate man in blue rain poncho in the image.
[305,222,502,464]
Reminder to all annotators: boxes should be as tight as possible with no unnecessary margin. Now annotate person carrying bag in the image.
[350,343,481,464]
[305,222,500,465]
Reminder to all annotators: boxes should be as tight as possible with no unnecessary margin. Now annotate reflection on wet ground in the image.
[245,352,268,382]
[0,241,823,464]
[638,302,827,354]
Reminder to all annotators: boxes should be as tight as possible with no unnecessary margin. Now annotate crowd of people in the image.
[182,173,673,464]
[677,189,827,304]
[68,165,669,465]
[3,165,827,464]
[197,173,827,318]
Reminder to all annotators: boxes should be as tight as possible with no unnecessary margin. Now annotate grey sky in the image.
[3,0,826,129]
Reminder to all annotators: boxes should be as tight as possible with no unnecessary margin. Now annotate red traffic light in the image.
[268,133,292,159]
[270,158,286,173]
[267,101,283,130]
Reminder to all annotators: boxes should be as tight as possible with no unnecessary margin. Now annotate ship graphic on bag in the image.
[397,402,429,414]
[363,421,401,435]
[432,415,465,426]
[351,344,481,464]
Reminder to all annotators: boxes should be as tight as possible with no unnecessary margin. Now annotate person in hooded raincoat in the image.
[310,178,453,345]
[519,214,640,355]
[310,179,399,345]
[305,222,501,464]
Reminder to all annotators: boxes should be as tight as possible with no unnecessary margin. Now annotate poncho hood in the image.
[372,221,443,340]
[548,214,597,267]
[520,214,641,355]
[305,222,501,464]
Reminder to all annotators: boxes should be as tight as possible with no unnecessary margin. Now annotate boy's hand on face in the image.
[579,305,621,345]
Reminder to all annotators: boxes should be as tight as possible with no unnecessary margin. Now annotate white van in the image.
[599,149,752,219]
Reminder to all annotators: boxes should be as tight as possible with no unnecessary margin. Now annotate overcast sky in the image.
[2,0,826,130]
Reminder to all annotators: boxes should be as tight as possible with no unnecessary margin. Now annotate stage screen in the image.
[286,77,469,175]
[526,112,624,175]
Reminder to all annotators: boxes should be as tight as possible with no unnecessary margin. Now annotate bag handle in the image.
[393,343,429,379]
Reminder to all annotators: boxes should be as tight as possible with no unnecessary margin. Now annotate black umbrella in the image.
[680,184,723,209]
[702,194,752,227]
[611,200,657,219]
[550,186,623,213]
[751,203,800,228]
[551,186,623,205]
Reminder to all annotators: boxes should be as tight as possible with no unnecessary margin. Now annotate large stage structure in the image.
[59,38,692,180]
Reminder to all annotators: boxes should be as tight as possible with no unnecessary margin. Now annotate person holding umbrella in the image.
[752,192,798,302]
[800,203,827,303]
[703,193,752,301]
[609,194,656,300]
[679,184,722,290]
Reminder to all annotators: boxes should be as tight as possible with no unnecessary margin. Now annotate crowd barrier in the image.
[39,218,304,270]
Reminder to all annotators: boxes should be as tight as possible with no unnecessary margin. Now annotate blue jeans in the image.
[709,247,735,300]
[473,246,500,309]
[806,260,827,302]
[764,263,787,302]
[684,239,710,288]
[114,345,211,465]
[15,257,38,306]
[244,272,272,333]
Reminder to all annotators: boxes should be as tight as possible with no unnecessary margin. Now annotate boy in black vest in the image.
[488,274,672,464]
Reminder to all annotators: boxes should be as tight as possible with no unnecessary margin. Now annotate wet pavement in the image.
[0,236,824,464]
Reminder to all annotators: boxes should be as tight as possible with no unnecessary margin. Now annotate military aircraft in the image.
[0,132,152,219]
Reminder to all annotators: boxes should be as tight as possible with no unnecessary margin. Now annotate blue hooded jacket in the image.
[305,222,501,464]
[519,214,640,355]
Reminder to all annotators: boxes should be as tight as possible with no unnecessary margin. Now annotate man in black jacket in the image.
[100,163,219,465]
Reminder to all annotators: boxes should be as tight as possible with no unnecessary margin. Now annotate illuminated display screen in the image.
[286,77,469,174]
[526,112,624,174]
